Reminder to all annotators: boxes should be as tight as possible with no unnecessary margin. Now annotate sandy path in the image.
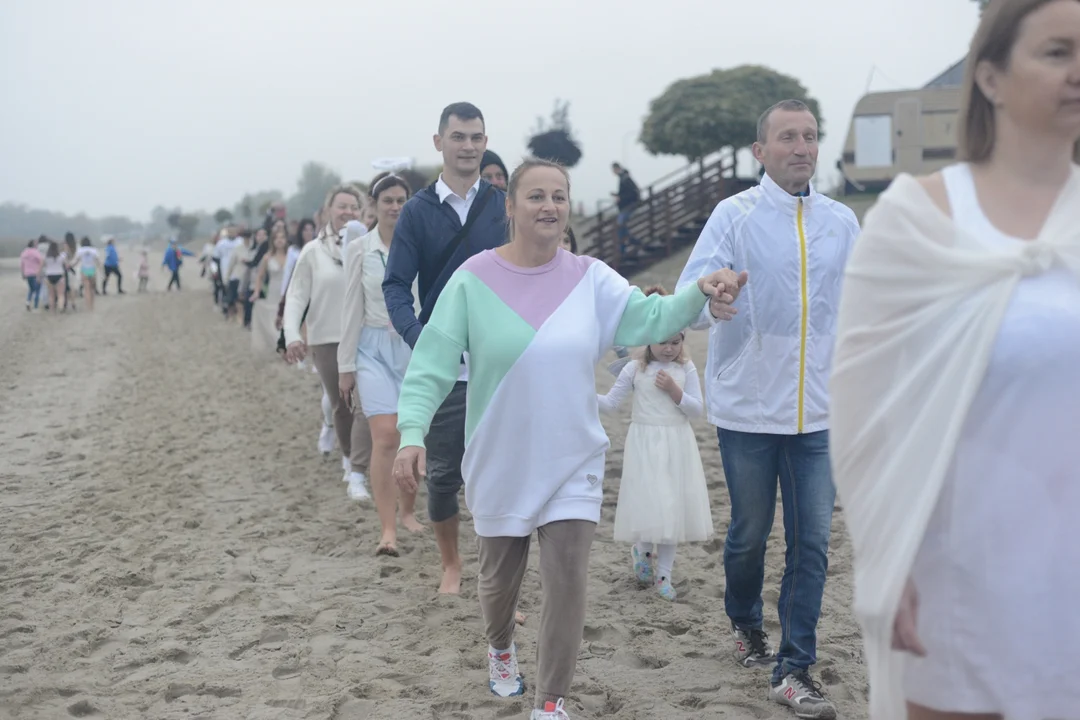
[0,258,868,720]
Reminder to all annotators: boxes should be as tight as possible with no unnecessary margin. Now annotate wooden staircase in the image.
[581,153,757,277]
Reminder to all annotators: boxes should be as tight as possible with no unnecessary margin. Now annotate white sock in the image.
[655,543,677,582]
[635,541,655,559]
[321,390,333,426]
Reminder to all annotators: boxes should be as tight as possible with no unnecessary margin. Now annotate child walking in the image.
[597,285,713,601]
[137,249,150,291]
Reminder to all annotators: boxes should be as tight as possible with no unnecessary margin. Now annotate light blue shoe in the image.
[656,576,677,601]
[631,546,655,587]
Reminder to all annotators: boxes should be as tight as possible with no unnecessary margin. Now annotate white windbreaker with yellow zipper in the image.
[675,172,860,435]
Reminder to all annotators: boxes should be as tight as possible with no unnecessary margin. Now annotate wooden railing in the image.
[582,152,755,276]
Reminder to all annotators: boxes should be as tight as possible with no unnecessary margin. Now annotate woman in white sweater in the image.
[338,173,423,553]
[283,185,372,487]
[830,2,1080,719]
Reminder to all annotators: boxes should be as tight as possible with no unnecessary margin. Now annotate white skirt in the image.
[250,300,280,357]
[613,420,713,545]
[355,326,411,418]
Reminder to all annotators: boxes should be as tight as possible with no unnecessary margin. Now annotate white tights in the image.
[635,542,677,581]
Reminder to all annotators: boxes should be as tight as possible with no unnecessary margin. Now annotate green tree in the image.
[398,165,442,196]
[213,208,233,225]
[527,99,583,167]
[640,65,823,163]
[286,161,343,219]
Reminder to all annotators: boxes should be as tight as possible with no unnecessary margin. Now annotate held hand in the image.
[700,269,748,321]
[339,372,356,409]
[285,341,307,364]
[892,578,926,657]
[393,446,426,494]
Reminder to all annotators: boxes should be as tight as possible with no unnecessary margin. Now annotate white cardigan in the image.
[282,237,345,348]
[337,230,419,373]
[829,167,1080,719]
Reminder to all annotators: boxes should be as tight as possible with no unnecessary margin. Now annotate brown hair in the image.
[637,285,688,368]
[959,0,1080,162]
[506,157,571,241]
[323,184,364,209]
[369,172,413,202]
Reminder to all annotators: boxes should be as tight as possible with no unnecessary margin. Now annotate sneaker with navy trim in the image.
[769,669,836,719]
[488,644,525,697]
[732,622,776,668]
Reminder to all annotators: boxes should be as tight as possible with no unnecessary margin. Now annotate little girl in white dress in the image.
[598,290,713,601]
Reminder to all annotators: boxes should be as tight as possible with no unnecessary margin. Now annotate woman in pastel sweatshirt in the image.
[392,158,742,720]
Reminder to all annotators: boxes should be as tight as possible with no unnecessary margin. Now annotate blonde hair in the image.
[636,285,688,368]
[959,0,1080,163]
[323,184,364,209]
[506,157,571,241]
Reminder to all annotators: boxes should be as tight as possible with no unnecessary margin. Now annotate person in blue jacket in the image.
[163,237,195,291]
[382,101,507,596]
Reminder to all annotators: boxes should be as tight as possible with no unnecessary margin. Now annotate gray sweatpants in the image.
[310,343,370,474]
[477,519,596,709]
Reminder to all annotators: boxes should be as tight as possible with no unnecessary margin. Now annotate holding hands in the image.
[696,268,748,321]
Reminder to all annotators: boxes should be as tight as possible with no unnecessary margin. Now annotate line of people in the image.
[212,5,1080,714]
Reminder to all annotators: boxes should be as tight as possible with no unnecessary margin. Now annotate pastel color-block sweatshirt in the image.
[396,248,710,538]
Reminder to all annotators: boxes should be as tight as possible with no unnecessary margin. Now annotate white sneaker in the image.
[346,472,370,501]
[530,699,569,720]
[341,456,352,473]
[318,424,335,455]
[488,645,525,698]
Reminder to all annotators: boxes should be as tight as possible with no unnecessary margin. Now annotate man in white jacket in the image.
[676,99,859,720]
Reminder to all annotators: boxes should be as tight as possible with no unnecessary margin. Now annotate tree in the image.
[213,208,233,225]
[398,165,441,196]
[972,0,990,10]
[527,99,583,167]
[640,65,823,163]
[286,161,343,220]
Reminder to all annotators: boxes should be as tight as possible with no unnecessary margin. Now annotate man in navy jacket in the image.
[383,102,507,594]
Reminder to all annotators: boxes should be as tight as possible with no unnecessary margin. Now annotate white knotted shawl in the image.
[829,167,1080,719]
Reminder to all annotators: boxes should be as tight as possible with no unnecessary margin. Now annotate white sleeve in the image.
[283,247,313,347]
[280,248,299,295]
[677,200,740,331]
[597,361,636,414]
[338,244,366,373]
[676,361,705,419]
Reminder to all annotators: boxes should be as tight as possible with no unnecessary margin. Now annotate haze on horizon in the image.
[0,0,980,223]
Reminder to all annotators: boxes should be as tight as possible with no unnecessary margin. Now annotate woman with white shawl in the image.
[829,1,1080,719]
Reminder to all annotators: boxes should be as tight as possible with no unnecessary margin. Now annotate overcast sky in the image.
[0,0,980,222]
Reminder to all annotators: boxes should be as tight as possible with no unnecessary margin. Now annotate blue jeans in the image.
[25,276,41,308]
[717,428,835,680]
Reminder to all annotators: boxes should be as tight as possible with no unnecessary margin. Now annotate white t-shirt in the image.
[43,252,67,276]
[75,246,99,270]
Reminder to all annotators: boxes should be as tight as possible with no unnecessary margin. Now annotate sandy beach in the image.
[0,251,868,719]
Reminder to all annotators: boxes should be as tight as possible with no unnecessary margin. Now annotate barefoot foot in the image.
[438,563,463,594]
[515,611,526,625]
[400,513,425,533]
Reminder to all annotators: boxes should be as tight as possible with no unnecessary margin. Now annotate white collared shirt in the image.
[435,174,481,225]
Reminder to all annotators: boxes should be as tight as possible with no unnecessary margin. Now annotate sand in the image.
[0,251,869,720]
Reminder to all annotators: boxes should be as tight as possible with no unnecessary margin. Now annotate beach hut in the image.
[836,59,965,195]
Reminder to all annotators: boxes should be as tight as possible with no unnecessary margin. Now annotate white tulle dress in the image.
[598,359,713,544]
